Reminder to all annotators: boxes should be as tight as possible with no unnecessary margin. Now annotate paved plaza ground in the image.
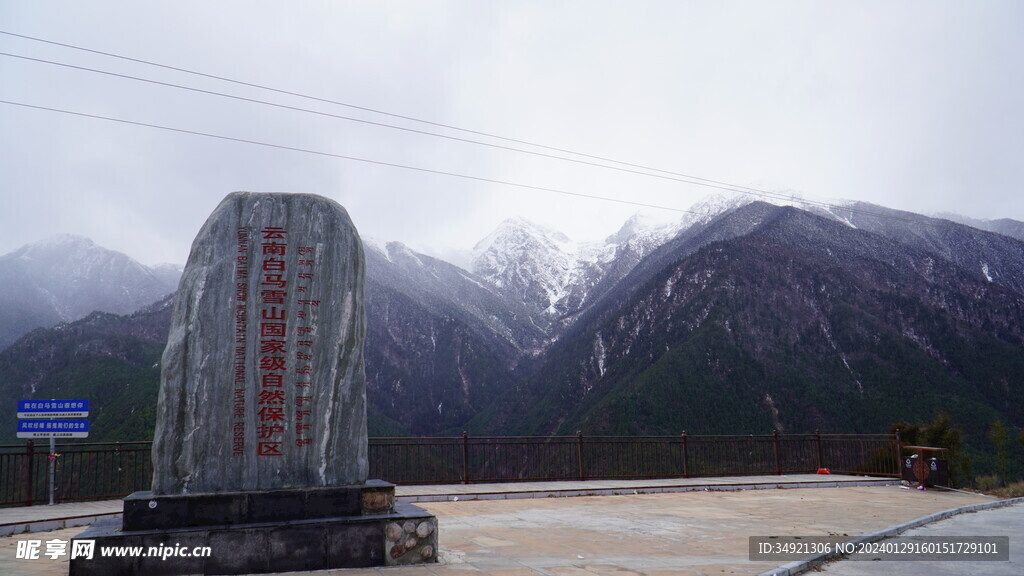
[0,475,1015,576]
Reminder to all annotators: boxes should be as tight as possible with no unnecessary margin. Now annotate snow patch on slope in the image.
[470,214,686,318]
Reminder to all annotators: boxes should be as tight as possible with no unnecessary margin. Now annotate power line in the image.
[0,29,929,226]
[0,50,756,200]
[0,29,867,214]
[0,49,917,225]
[0,99,699,215]
[0,95,935,230]
[4,50,823,209]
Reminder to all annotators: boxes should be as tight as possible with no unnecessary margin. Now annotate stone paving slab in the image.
[0,482,996,576]
[0,501,126,538]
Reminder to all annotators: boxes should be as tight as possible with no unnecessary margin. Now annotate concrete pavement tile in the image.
[470,536,517,547]
[429,563,486,574]
[577,564,645,575]
[546,566,601,575]
[460,553,531,572]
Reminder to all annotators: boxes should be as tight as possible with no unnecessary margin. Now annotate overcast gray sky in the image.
[2,1,1022,266]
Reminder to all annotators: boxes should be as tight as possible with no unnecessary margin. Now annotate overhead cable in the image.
[0,29,900,219]
[0,99,700,215]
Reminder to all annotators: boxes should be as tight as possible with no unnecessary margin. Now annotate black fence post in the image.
[576,431,585,481]
[24,440,35,506]
[461,432,470,484]
[815,430,823,471]
[114,441,122,496]
[893,428,902,478]
[773,430,782,475]
[681,431,690,478]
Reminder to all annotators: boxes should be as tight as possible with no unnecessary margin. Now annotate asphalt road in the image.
[818,501,1023,576]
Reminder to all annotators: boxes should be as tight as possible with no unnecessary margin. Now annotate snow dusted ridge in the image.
[0,235,184,350]
[676,193,756,229]
[465,194,769,320]
[4,235,180,310]
[682,190,878,230]
[401,192,908,316]
[469,215,686,318]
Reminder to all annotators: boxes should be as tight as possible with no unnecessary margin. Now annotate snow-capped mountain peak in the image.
[11,234,97,262]
[472,217,573,254]
[471,218,574,304]
[470,214,689,322]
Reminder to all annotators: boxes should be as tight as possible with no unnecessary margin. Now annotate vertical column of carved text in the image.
[294,245,318,448]
[257,226,289,457]
[232,227,250,456]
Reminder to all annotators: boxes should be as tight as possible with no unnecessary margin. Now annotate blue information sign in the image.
[17,399,89,419]
[17,419,90,439]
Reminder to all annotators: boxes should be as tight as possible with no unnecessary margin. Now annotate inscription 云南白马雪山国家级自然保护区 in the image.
[152,192,367,495]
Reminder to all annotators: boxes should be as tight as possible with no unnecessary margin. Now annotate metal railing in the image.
[0,432,898,506]
[370,432,899,484]
[0,441,152,507]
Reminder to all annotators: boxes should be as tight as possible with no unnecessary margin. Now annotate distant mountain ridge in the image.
[0,235,181,350]
[935,212,1024,242]
[470,202,1024,444]
[814,202,1024,294]
[1,199,1022,471]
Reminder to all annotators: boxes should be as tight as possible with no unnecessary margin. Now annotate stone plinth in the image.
[69,482,437,575]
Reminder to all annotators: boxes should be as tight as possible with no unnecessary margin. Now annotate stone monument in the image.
[70,192,437,575]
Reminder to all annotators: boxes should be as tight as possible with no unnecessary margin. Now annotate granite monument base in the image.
[69,481,438,575]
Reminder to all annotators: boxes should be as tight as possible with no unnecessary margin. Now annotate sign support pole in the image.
[48,402,54,506]
[48,436,55,505]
